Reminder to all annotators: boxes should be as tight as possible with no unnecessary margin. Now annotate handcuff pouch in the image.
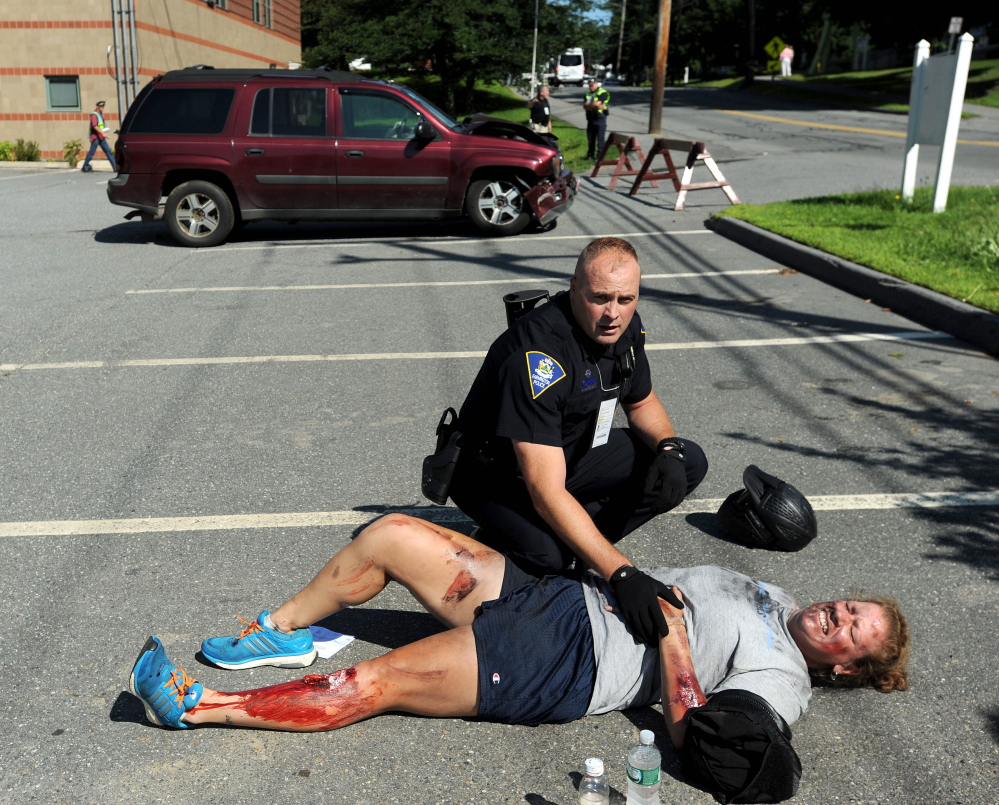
[421,408,463,505]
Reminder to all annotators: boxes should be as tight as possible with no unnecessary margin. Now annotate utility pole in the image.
[530,0,539,97]
[616,0,627,80]
[647,0,671,134]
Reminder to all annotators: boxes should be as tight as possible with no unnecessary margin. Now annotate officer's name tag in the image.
[592,398,616,448]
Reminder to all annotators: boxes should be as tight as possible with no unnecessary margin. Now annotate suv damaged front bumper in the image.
[526,169,578,227]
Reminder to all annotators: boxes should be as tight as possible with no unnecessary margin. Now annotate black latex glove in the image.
[643,438,687,514]
[610,565,684,645]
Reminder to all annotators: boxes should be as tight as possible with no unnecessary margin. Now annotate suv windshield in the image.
[393,85,458,129]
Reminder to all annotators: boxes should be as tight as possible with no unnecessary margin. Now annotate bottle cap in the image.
[640,729,655,745]
[584,757,604,776]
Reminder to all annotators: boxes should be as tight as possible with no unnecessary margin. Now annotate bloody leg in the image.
[184,624,481,731]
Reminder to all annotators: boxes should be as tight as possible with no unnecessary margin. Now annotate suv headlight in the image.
[551,153,564,176]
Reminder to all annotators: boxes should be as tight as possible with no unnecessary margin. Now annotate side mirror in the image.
[414,120,436,140]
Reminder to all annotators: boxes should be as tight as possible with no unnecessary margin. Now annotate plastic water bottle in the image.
[578,757,609,805]
[626,730,661,805]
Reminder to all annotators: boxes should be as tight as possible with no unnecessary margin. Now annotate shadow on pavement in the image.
[93,216,544,247]
[314,608,445,650]
[109,690,146,725]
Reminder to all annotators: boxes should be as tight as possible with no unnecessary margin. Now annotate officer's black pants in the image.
[450,429,707,577]
[586,116,607,158]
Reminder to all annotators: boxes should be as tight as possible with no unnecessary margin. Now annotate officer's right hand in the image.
[610,565,683,646]
[644,440,687,514]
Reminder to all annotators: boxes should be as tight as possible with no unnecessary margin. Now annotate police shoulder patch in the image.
[526,351,566,399]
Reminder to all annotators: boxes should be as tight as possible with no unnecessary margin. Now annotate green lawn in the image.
[393,76,593,174]
[716,187,999,313]
[692,58,999,112]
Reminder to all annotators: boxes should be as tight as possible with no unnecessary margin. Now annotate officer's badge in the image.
[526,351,566,399]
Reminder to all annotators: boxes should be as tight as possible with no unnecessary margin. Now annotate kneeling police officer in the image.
[447,237,708,646]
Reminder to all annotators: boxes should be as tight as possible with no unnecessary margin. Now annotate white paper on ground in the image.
[308,625,355,659]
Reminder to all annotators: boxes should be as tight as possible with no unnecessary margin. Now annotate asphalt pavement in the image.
[1,87,998,805]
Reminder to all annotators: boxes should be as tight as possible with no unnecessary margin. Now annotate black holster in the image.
[421,408,463,505]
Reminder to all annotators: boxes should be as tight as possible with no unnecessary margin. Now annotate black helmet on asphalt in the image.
[717,465,817,551]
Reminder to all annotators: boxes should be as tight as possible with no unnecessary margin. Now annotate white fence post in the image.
[932,32,974,212]
[901,40,930,201]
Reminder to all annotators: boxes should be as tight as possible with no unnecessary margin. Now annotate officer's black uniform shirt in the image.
[458,291,652,473]
[530,95,551,126]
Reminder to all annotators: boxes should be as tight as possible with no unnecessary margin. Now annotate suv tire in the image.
[467,178,531,236]
[165,180,235,247]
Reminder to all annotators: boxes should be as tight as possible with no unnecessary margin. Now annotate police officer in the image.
[527,85,552,134]
[583,79,610,159]
[449,237,708,646]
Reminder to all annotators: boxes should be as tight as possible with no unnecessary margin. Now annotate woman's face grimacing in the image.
[788,600,887,674]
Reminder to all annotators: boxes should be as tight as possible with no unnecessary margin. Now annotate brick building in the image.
[0,0,301,161]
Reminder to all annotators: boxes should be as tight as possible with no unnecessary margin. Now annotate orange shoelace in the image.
[167,666,197,706]
[235,614,264,641]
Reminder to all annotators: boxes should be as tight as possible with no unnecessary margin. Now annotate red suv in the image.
[107,67,577,246]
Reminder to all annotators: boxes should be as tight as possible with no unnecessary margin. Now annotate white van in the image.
[555,48,586,86]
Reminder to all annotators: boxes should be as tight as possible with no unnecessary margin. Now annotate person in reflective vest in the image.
[82,100,116,173]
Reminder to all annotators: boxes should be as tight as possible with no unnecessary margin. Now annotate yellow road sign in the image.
[767,59,781,72]
[764,36,786,59]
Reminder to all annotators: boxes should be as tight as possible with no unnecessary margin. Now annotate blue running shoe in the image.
[129,636,203,729]
[201,611,317,670]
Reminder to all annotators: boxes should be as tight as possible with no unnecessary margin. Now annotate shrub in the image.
[0,141,13,161]
[63,138,84,167]
[13,139,41,161]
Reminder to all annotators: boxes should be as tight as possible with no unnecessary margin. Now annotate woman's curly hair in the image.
[812,596,910,693]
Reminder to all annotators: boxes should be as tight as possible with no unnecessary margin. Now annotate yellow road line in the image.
[0,331,951,373]
[126,269,779,295]
[714,108,999,146]
[3,491,997,538]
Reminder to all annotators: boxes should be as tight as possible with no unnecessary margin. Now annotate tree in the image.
[302,0,610,114]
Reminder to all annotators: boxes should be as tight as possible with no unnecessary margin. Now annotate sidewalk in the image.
[0,160,115,171]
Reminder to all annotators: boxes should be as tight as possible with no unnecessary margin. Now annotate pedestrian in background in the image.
[779,45,795,78]
[527,85,552,134]
[81,100,116,173]
[583,79,610,160]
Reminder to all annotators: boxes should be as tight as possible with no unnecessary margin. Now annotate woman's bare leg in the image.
[185,624,480,731]
[269,514,507,632]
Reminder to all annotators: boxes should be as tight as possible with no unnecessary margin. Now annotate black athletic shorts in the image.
[472,558,596,726]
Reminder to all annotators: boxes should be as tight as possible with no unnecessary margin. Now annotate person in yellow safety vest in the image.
[583,80,610,160]
[81,100,117,173]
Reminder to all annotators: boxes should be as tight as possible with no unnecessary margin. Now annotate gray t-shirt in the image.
[580,566,811,725]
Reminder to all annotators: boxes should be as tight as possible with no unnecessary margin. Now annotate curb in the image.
[706,215,999,357]
[0,161,115,171]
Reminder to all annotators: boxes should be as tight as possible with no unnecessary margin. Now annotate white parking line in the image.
[126,269,781,295]
[205,229,714,253]
[2,490,996,538]
[0,330,951,373]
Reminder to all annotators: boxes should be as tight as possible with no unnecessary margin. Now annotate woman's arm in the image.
[658,591,707,748]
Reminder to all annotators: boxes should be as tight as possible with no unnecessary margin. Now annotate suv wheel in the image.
[165,180,235,247]
[467,178,531,236]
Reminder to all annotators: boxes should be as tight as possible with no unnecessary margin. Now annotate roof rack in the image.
[160,66,362,83]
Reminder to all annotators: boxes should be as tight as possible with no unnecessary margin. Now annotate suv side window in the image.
[126,87,235,134]
[340,91,421,140]
[250,87,327,137]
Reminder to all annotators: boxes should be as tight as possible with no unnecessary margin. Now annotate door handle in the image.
[345,150,365,158]
[244,148,265,155]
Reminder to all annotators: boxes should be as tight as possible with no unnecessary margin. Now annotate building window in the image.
[46,76,81,112]
[252,0,272,28]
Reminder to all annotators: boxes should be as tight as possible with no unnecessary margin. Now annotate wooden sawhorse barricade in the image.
[589,132,656,191]
[630,138,740,211]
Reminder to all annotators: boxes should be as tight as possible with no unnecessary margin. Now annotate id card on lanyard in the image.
[591,397,616,447]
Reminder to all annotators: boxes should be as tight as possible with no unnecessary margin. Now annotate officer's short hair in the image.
[575,238,639,278]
